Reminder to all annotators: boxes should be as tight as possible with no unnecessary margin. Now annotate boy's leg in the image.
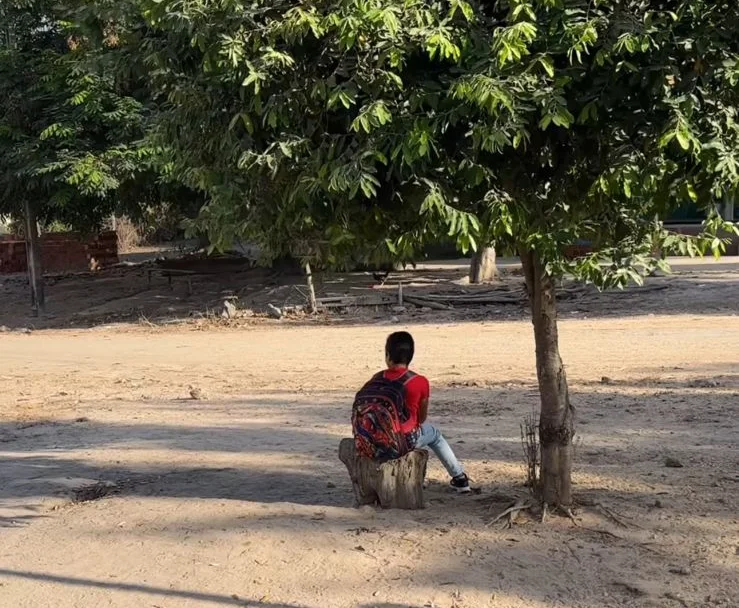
[413,422,464,479]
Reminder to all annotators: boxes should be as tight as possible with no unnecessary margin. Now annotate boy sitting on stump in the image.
[352,331,470,493]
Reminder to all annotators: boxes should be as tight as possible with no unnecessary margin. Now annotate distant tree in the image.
[0,1,155,231]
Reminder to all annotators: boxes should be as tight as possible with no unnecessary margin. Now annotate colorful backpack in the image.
[352,371,415,461]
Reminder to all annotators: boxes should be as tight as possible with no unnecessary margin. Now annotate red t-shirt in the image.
[383,368,430,434]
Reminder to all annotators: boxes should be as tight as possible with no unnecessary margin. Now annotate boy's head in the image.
[385,331,415,367]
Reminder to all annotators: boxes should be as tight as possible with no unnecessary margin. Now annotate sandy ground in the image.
[1,304,738,608]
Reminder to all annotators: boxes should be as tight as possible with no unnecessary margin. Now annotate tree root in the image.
[538,503,578,525]
[582,527,624,540]
[595,504,634,528]
[566,542,582,564]
[577,496,639,529]
[487,501,531,528]
[558,505,579,526]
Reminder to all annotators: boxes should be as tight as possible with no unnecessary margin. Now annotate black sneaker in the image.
[450,474,471,493]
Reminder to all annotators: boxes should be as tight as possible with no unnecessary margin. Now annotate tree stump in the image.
[338,438,428,509]
[469,246,497,283]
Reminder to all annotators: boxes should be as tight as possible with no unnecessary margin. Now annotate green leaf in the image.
[539,56,555,78]
[623,180,632,198]
[675,128,690,151]
[278,142,293,158]
[450,0,475,22]
[686,183,698,202]
[359,173,380,198]
[328,88,356,110]
[659,131,676,148]
[711,237,724,259]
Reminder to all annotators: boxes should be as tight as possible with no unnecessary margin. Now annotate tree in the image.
[1,1,203,314]
[0,2,155,231]
[130,0,738,511]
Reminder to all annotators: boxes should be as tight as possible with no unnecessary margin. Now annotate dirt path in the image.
[1,317,738,607]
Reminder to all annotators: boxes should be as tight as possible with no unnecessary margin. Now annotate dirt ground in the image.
[1,250,739,330]
[1,263,738,608]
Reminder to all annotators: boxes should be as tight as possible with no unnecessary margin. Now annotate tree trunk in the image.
[520,249,574,508]
[23,200,45,316]
[469,246,497,283]
[723,192,735,221]
[338,438,428,509]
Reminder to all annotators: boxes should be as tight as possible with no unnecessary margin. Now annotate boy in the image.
[355,331,471,493]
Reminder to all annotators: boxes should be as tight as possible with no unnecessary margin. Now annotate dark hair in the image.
[386,331,415,365]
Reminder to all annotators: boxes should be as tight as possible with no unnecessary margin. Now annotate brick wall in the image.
[0,231,118,274]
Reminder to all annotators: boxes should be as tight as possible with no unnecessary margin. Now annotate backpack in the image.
[351,370,415,461]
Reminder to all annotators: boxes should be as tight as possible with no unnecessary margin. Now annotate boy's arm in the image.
[417,376,430,424]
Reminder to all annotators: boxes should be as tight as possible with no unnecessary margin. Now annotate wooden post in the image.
[338,438,428,509]
[397,281,404,306]
[305,262,317,313]
[23,200,44,316]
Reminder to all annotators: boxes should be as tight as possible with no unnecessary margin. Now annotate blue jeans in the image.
[412,423,464,479]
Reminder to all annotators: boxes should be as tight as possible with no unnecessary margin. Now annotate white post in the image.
[305,262,317,314]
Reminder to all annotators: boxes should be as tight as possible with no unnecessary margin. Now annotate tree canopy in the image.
[119,0,739,275]
[4,1,737,263]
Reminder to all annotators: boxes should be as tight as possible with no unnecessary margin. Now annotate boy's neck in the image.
[388,363,408,370]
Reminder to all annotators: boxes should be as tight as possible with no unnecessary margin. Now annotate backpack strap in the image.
[398,370,417,385]
[370,370,416,384]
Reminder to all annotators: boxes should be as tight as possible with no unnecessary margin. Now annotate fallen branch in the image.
[460,297,523,304]
[404,296,453,310]
[316,295,394,308]
[410,292,522,303]
[138,314,157,329]
[406,294,522,306]
[605,284,670,295]
[422,293,517,301]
